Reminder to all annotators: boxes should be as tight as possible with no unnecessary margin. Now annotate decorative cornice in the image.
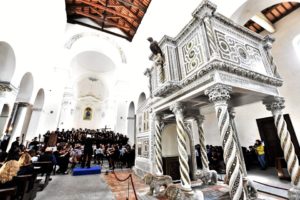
[192,0,217,19]
[153,81,182,97]
[263,96,285,112]
[0,81,17,92]
[213,13,264,42]
[205,84,232,103]
[18,102,31,107]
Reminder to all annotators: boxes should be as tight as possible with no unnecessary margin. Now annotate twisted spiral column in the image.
[264,97,300,189]
[228,108,247,176]
[170,102,192,192]
[203,16,217,57]
[205,84,246,200]
[195,115,209,170]
[154,113,163,176]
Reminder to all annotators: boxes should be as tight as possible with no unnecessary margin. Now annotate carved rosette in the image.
[205,84,246,200]
[195,115,209,170]
[264,98,300,188]
[170,102,192,192]
[154,113,164,176]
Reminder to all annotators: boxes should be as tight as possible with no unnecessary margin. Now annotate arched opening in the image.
[127,102,136,146]
[25,89,45,143]
[161,124,191,181]
[137,92,146,108]
[16,72,34,103]
[0,104,10,138]
[0,41,16,82]
[6,72,34,151]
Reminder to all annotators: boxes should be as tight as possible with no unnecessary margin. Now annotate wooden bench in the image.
[0,187,16,200]
[14,174,33,200]
[33,161,53,190]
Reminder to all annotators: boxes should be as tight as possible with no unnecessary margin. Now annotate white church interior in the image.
[1,0,300,199]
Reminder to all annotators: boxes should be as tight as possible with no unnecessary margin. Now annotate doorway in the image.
[256,114,300,167]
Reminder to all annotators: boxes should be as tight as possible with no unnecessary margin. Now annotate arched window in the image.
[83,107,92,120]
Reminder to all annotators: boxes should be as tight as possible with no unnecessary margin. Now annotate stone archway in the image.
[7,72,34,150]
[0,41,16,82]
[127,101,136,146]
[25,88,45,143]
[138,92,146,107]
[0,104,9,138]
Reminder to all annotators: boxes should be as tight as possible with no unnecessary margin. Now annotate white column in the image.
[205,84,246,200]
[170,102,193,193]
[264,97,300,199]
[195,115,209,171]
[228,108,247,176]
[7,102,29,150]
[25,108,43,143]
[154,113,163,176]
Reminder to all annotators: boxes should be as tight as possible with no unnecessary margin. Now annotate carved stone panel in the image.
[214,29,268,76]
[178,28,205,79]
[137,137,150,159]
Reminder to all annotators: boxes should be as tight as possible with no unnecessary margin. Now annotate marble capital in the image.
[204,84,232,103]
[263,96,285,112]
[170,102,184,117]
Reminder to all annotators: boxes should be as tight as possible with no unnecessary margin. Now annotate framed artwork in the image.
[83,107,92,120]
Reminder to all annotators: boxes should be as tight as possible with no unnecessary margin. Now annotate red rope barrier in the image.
[111,171,138,200]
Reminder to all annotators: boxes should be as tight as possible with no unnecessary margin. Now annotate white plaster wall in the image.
[161,124,191,157]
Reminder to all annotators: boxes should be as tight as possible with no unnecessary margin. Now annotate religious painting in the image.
[83,107,92,120]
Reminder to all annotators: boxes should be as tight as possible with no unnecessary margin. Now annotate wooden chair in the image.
[33,161,53,190]
[0,187,16,200]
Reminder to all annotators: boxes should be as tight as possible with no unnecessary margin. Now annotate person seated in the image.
[18,152,34,175]
[0,160,20,189]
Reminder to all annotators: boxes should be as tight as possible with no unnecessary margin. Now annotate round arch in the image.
[0,41,16,82]
[127,101,136,145]
[231,0,300,25]
[25,88,45,142]
[137,92,146,108]
[16,72,34,103]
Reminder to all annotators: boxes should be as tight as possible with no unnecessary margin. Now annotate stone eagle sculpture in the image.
[147,37,163,57]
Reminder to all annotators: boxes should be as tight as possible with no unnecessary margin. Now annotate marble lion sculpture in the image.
[164,184,186,200]
[143,173,173,195]
[195,169,218,185]
[243,178,258,199]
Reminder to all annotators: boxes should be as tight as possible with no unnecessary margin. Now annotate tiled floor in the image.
[102,169,149,200]
[103,169,287,200]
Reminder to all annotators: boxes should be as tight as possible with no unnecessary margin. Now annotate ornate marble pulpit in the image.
[136,1,300,199]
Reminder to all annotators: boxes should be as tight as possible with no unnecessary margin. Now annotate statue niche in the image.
[83,107,92,120]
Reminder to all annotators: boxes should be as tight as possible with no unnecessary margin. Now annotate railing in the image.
[111,170,138,200]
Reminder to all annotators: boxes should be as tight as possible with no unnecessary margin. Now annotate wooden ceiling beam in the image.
[89,6,104,17]
[115,0,146,12]
[74,10,131,31]
[78,0,138,20]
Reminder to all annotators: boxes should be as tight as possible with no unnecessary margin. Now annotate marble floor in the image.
[35,174,115,200]
[34,164,288,200]
[248,167,290,199]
